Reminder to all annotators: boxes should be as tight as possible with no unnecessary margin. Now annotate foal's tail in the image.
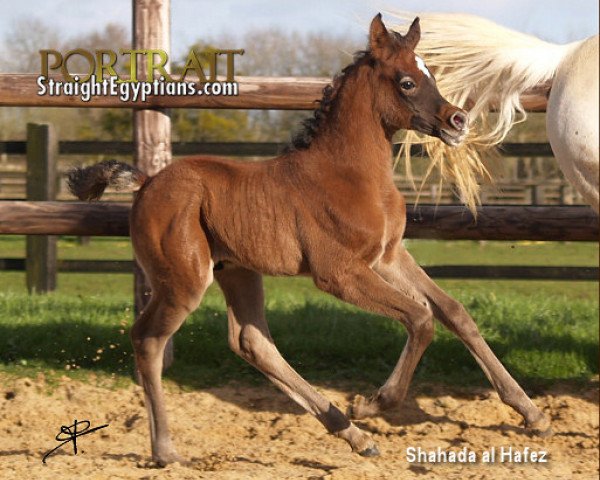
[67,160,148,201]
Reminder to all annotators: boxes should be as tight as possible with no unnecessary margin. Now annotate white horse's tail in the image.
[386,11,582,211]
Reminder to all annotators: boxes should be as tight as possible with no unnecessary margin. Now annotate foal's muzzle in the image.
[439,108,469,146]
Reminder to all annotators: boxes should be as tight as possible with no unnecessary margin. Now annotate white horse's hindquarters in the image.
[546,35,599,212]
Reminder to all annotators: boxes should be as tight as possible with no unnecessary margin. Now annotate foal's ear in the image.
[369,13,392,59]
[404,17,421,50]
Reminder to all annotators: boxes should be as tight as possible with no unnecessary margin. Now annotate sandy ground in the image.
[0,373,597,479]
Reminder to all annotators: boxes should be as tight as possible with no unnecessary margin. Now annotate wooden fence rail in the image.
[0,201,597,241]
[0,140,555,157]
[0,75,551,111]
[0,258,596,281]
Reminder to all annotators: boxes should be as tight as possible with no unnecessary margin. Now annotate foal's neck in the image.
[308,67,394,182]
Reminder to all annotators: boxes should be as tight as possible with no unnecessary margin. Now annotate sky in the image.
[0,0,598,58]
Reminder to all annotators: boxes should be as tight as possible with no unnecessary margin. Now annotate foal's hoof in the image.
[526,415,552,438]
[358,445,380,457]
[348,394,380,420]
[145,451,185,468]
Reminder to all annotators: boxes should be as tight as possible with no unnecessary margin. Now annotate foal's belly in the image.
[206,206,307,276]
[210,239,307,277]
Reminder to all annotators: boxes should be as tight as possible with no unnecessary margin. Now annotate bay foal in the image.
[68,15,549,464]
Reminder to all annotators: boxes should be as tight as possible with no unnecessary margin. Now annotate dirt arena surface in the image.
[0,373,597,479]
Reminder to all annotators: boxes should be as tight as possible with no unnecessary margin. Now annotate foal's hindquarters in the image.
[129,166,215,464]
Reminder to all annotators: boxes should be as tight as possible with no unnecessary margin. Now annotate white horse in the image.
[387,12,599,213]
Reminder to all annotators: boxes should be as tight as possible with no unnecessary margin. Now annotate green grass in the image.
[0,236,597,390]
[0,235,134,260]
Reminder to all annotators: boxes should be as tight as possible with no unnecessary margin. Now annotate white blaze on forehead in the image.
[415,55,432,78]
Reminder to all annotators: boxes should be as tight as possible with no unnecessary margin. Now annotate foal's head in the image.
[368,14,468,145]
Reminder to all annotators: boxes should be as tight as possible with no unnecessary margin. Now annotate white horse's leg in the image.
[547,35,599,213]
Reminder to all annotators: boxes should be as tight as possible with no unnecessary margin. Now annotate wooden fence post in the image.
[530,184,545,205]
[26,123,57,293]
[132,0,174,365]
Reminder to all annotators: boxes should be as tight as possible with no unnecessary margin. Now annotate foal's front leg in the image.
[349,253,435,419]
[309,255,436,420]
[216,266,379,456]
[359,247,551,435]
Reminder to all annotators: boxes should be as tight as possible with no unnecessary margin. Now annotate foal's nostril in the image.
[450,111,468,131]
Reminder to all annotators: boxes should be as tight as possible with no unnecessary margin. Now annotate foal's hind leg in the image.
[362,247,550,435]
[130,234,212,466]
[216,266,379,456]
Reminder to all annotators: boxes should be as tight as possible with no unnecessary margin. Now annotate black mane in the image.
[286,50,373,152]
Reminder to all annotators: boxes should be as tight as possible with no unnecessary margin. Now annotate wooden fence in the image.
[0,116,598,292]
[0,126,597,289]
[0,0,597,294]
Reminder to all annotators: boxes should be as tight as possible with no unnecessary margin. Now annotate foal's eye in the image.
[400,79,416,91]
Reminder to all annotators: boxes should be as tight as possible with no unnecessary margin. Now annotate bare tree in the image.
[1,17,61,73]
[67,23,130,74]
[1,16,130,75]
[234,28,358,77]
[0,18,131,141]
[179,28,360,142]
